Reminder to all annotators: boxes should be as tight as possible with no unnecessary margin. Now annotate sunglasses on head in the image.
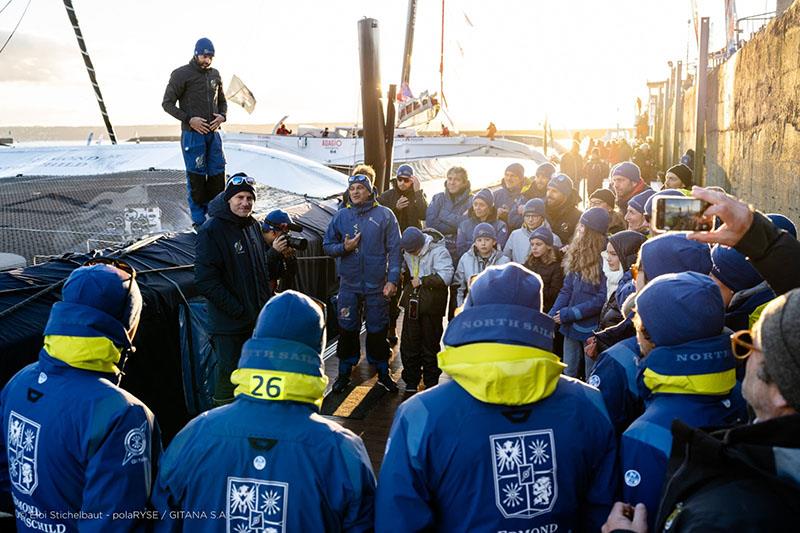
[226,175,256,187]
[348,174,371,184]
[731,329,759,360]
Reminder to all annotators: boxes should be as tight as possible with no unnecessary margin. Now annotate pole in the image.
[358,18,387,192]
[384,84,397,190]
[653,89,663,170]
[673,61,684,166]
[400,0,417,88]
[63,0,117,144]
[694,17,709,185]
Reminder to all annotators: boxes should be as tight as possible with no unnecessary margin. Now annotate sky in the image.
[0,0,776,131]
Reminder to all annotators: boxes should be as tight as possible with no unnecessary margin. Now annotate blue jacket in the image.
[493,183,526,230]
[620,335,746,529]
[456,214,509,259]
[0,299,160,532]
[323,199,401,293]
[426,187,472,263]
[588,336,642,434]
[725,281,775,331]
[376,339,618,532]
[550,271,607,341]
[152,398,375,532]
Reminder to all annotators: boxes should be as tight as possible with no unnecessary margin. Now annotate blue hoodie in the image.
[323,196,402,293]
[620,335,746,528]
[376,269,618,532]
[0,268,161,533]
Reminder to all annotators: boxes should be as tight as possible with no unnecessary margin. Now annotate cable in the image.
[0,0,31,56]
[0,0,14,16]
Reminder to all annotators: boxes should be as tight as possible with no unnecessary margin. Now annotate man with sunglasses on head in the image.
[0,261,161,532]
[377,164,427,232]
[162,37,227,228]
[196,173,272,405]
[324,170,402,393]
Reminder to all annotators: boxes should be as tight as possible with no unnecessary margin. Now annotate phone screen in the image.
[653,197,712,232]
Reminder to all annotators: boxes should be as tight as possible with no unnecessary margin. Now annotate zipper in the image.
[657,440,691,530]
[205,69,211,121]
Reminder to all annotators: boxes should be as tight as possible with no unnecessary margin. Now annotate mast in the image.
[400,0,417,89]
[63,0,117,144]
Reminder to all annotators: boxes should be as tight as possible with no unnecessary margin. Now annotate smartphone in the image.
[407,297,419,320]
[652,197,712,232]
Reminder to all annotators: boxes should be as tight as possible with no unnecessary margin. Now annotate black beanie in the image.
[590,188,617,208]
[224,174,257,202]
[666,164,693,187]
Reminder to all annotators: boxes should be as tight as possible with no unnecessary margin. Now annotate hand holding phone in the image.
[652,196,712,232]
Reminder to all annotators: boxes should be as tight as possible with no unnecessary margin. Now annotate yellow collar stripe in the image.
[231,368,328,409]
[439,342,564,365]
[643,367,736,396]
[44,335,121,374]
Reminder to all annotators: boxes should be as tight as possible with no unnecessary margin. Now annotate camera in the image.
[285,234,308,251]
[652,197,712,232]
[407,296,419,320]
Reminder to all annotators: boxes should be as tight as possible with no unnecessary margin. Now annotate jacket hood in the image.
[208,192,257,226]
[438,342,565,406]
[639,334,736,398]
[609,230,647,271]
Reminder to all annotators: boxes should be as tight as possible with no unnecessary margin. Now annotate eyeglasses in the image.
[397,176,412,182]
[731,329,759,360]
[226,175,256,187]
[348,174,371,184]
[630,263,640,281]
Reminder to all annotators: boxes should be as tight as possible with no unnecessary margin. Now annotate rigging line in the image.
[0,0,31,56]
[439,0,449,109]
[0,0,15,17]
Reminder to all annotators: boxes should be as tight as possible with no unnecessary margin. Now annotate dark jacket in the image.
[735,211,800,296]
[655,415,800,532]
[195,194,272,334]
[549,270,607,341]
[455,208,509,258]
[525,249,565,312]
[493,180,527,230]
[545,192,582,245]
[582,158,610,195]
[378,181,427,232]
[560,151,583,182]
[266,246,298,292]
[162,58,227,131]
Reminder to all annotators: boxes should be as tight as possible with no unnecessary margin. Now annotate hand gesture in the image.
[601,502,648,533]
[209,113,226,131]
[686,186,754,247]
[272,234,289,254]
[517,204,526,215]
[189,116,210,134]
[411,175,421,192]
[553,311,561,324]
[396,196,410,210]
[411,277,422,289]
[383,282,397,298]
[344,233,361,252]
[584,337,598,360]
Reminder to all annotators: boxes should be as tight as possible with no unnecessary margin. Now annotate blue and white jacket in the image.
[323,198,401,294]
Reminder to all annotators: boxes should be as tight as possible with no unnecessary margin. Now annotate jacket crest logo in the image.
[490,429,557,518]
[227,476,288,533]
[234,240,244,254]
[7,411,40,495]
[122,421,148,466]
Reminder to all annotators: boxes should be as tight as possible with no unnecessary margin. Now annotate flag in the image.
[226,75,257,114]
[397,81,414,102]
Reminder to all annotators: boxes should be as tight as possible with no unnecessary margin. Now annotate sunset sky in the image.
[0,0,776,131]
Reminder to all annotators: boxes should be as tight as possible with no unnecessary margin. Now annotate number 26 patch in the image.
[249,374,285,400]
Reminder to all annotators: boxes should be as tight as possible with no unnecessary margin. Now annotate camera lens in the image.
[286,235,308,251]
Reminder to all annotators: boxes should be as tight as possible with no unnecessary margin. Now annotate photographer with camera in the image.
[262,209,306,293]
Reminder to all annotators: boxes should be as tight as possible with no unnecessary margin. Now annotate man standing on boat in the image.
[162,37,227,228]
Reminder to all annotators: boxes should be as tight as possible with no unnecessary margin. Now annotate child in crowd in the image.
[398,227,454,392]
[455,189,509,258]
[549,207,610,378]
[504,198,562,263]
[523,225,564,313]
[454,223,510,307]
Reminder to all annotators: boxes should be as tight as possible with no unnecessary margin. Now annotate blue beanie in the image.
[767,213,797,238]
[711,244,764,293]
[194,37,215,56]
[644,189,685,218]
[396,164,414,178]
[239,291,326,377]
[505,163,525,179]
[473,188,494,209]
[529,225,554,247]
[640,233,712,281]
[523,198,545,216]
[535,162,557,178]
[473,222,497,241]
[635,272,724,346]
[400,227,426,252]
[443,263,555,351]
[580,207,610,234]
[612,161,642,183]
[547,173,573,198]
[627,189,656,214]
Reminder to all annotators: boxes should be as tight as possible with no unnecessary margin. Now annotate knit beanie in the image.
[628,189,656,214]
[523,198,546,216]
[580,207,610,235]
[529,226,554,247]
[224,173,257,202]
[400,227,426,253]
[473,188,495,209]
[710,244,764,293]
[767,213,797,238]
[505,163,525,180]
[635,272,724,346]
[396,164,414,178]
[758,289,800,411]
[590,188,617,208]
[194,37,215,56]
[535,162,557,179]
[666,164,693,187]
[612,161,642,183]
[640,233,712,280]
[473,222,497,242]
[547,173,573,198]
